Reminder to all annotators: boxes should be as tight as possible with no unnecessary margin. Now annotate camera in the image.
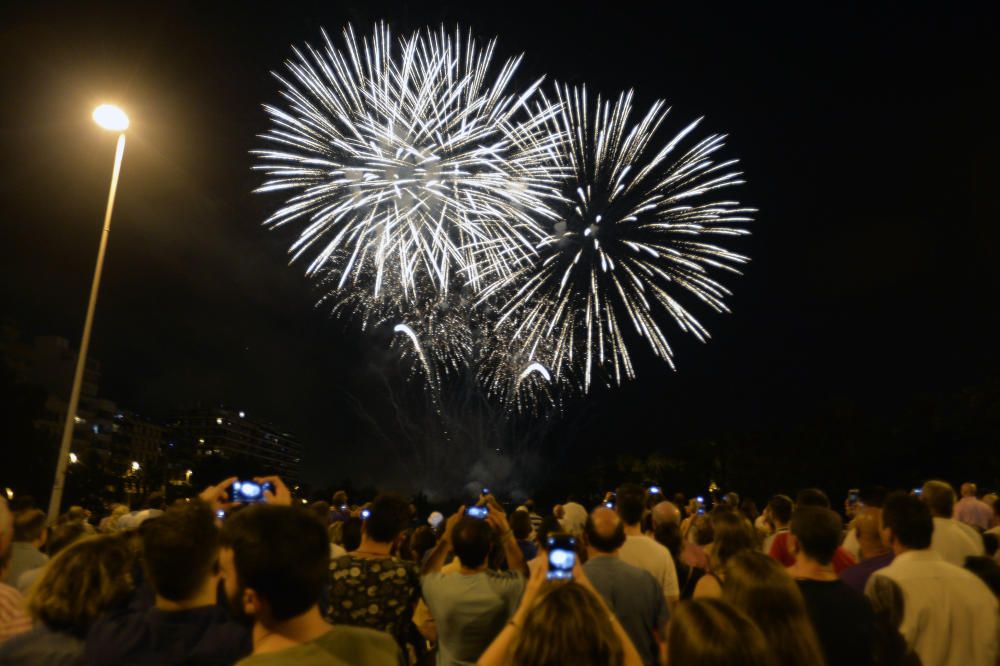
[226,480,274,504]
[466,506,488,519]
[546,533,577,580]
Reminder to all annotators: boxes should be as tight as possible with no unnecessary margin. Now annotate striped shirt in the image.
[0,582,31,644]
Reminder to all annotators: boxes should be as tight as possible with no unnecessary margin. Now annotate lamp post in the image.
[47,104,129,520]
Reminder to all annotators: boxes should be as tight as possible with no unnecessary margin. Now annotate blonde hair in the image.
[722,551,826,666]
[512,582,624,666]
[27,534,135,634]
[667,598,775,666]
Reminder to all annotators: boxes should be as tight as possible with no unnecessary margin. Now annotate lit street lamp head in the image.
[92,104,129,131]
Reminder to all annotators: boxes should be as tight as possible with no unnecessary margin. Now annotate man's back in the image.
[618,535,679,604]
[954,496,993,531]
[870,550,999,666]
[84,605,251,666]
[236,626,402,666]
[421,570,524,665]
[930,517,984,566]
[583,556,667,666]
[5,543,46,588]
[327,554,420,647]
[796,578,874,666]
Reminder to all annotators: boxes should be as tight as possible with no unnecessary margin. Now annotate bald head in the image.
[652,501,681,528]
[585,507,626,554]
[961,483,977,498]
[854,507,888,559]
[921,480,956,518]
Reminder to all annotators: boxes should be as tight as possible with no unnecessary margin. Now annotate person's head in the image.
[739,499,759,522]
[789,507,842,566]
[964,556,1000,598]
[651,501,681,528]
[451,516,494,569]
[510,509,533,541]
[881,492,933,552]
[710,509,756,571]
[27,534,134,635]
[920,480,956,518]
[64,506,90,524]
[667,598,774,666]
[960,482,977,498]
[795,488,830,509]
[585,507,626,555]
[220,505,328,624]
[331,490,348,507]
[141,502,219,602]
[0,498,14,574]
[308,501,331,526]
[982,532,999,558]
[341,516,363,551]
[654,521,683,560]
[766,495,793,527]
[511,582,625,666]
[14,508,47,546]
[45,521,87,557]
[364,493,410,544]
[723,551,826,666]
[615,483,645,526]
[409,525,437,562]
[854,506,888,558]
[536,515,561,551]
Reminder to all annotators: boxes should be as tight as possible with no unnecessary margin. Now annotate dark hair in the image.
[667,598,774,666]
[982,532,999,558]
[616,483,645,526]
[860,486,888,508]
[365,493,410,543]
[585,515,626,553]
[308,501,331,526]
[511,510,533,541]
[920,481,955,518]
[409,526,437,562]
[710,510,755,570]
[451,517,493,568]
[965,556,1000,598]
[221,505,328,620]
[45,521,87,557]
[790,507,842,565]
[145,492,166,511]
[342,517,363,552]
[882,492,932,550]
[795,488,830,509]
[332,490,348,506]
[14,509,46,542]
[141,502,219,601]
[767,495,793,525]
[654,521,683,561]
[537,516,561,550]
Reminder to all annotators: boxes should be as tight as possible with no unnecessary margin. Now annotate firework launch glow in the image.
[255,24,754,411]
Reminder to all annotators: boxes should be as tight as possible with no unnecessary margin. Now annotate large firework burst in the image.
[479,85,754,394]
[254,24,564,305]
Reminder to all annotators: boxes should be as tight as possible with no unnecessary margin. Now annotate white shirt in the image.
[841,527,863,561]
[618,534,680,603]
[868,549,998,666]
[930,517,984,566]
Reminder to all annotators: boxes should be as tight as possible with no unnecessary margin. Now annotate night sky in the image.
[1,2,997,494]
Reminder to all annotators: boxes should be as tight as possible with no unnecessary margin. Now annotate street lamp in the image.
[47,104,129,520]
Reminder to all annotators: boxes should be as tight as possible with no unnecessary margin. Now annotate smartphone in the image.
[215,509,226,520]
[913,488,922,497]
[466,506,488,519]
[847,489,860,504]
[339,504,348,512]
[648,485,661,495]
[604,501,615,509]
[547,534,577,580]
[226,480,274,503]
[360,508,371,520]
[481,487,490,496]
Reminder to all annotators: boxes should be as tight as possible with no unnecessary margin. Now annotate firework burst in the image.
[254,23,564,306]
[480,85,754,394]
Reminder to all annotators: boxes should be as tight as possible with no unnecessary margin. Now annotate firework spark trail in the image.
[254,23,566,306]
[479,84,754,396]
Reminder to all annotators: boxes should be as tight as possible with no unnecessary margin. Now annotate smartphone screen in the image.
[546,534,577,580]
[226,480,274,503]
[360,508,371,519]
[466,506,488,519]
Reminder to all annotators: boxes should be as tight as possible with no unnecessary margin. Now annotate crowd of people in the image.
[0,477,998,665]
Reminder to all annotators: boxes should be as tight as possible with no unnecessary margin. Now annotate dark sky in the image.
[1,2,997,491]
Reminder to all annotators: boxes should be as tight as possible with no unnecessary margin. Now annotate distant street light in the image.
[131,461,141,472]
[68,452,79,464]
[47,104,130,520]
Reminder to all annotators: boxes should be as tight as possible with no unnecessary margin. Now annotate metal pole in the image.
[48,133,126,520]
